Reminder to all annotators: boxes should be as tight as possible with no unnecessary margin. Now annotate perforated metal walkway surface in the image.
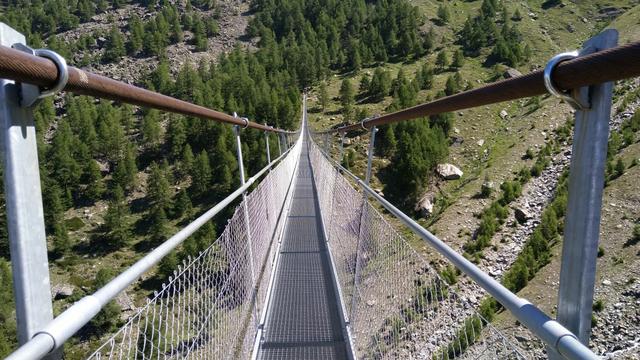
[258,143,348,359]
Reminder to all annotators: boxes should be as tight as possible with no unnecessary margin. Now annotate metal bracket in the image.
[544,51,590,111]
[12,44,68,107]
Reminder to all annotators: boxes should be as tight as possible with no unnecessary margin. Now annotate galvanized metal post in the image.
[264,125,271,165]
[0,23,58,356]
[554,29,617,349]
[349,126,378,320]
[277,133,283,156]
[365,126,378,185]
[338,132,345,165]
[233,120,258,326]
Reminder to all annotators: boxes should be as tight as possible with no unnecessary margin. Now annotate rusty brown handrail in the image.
[319,40,640,133]
[0,45,294,133]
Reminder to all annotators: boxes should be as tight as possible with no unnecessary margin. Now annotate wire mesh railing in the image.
[308,139,526,359]
[82,138,302,359]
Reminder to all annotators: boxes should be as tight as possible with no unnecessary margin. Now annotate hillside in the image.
[0,0,639,358]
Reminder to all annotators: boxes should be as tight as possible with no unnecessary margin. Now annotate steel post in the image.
[554,29,617,348]
[365,126,378,185]
[278,133,283,156]
[338,132,345,166]
[264,125,271,166]
[233,121,258,327]
[349,126,378,320]
[0,23,58,359]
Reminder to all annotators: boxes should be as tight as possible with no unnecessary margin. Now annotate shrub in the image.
[593,299,605,312]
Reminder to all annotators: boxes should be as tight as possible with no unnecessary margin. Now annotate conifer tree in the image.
[128,15,144,55]
[150,207,169,244]
[174,189,193,220]
[369,68,391,102]
[168,116,187,160]
[180,144,195,179]
[452,49,465,68]
[90,269,120,334]
[436,50,449,71]
[181,222,216,259]
[103,25,126,62]
[438,4,451,24]
[113,144,137,192]
[147,162,171,213]
[142,109,162,151]
[319,82,329,113]
[104,185,130,248]
[191,150,212,198]
[84,160,105,202]
[53,222,71,256]
[339,79,355,122]
[193,18,208,52]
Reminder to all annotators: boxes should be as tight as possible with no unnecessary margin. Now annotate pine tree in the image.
[128,15,144,55]
[147,162,171,212]
[191,150,212,198]
[113,144,137,192]
[174,189,193,220]
[84,160,105,202]
[53,222,71,256]
[104,185,130,247]
[438,4,451,24]
[319,82,329,113]
[150,207,169,244]
[452,49,465,68]
[48,121,82,205]
[339,79,355,122]
[369,68,391,101]
[436,50,449,71]
[103,25,126,62]
[142,109,162,151]
[193,17,208,52]
[168,116,187,160]
[180,144,195,179]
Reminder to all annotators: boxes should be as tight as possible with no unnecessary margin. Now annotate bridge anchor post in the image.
[0,23,61,359]
[233,118,259,328]
[551,29,617,357]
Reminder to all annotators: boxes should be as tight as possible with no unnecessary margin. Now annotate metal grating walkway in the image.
[258,142,348,359]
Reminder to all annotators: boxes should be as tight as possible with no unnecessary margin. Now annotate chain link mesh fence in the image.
[86,141,301,360]
[308,139,527,359]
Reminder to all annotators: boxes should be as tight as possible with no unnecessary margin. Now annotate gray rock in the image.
[500,109,509,119]
[437,163,463,180]
[53,284,74,299]
[514,207,533,224]
[415,196,434,218]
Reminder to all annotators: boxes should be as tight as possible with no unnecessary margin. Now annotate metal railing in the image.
[0,21,302,360]
[311,29,640,359]
[309,138,529,359]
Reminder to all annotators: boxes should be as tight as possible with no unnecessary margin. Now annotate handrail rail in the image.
[318,40,640,133]
[312,143,597,360]
[4,143,299,360]
[0,44,295,134]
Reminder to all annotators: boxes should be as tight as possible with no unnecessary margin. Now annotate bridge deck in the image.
[258,142,348,359]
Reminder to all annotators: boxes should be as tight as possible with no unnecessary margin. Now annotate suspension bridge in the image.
[1,23,640,359]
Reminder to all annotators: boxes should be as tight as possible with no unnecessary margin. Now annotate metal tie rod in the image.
[319,38,640,133]
[318,148,597,360]
[0,42,295,133]
[5,144,298,360]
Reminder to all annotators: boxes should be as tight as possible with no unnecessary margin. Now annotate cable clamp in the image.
[241,117,249,129]
[543,51,589,111]
[13,44,69,107]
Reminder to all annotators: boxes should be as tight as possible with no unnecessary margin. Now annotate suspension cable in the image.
[0,45,294,133]
[318,40,640,133]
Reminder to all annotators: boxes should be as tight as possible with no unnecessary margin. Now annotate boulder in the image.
[514,207,533,224]
[476,139,485,147]
[437,164,463,180]
[52,284,74,299]
[500,110,509,119]
[503,68,522,79]
[415,196,434,218]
